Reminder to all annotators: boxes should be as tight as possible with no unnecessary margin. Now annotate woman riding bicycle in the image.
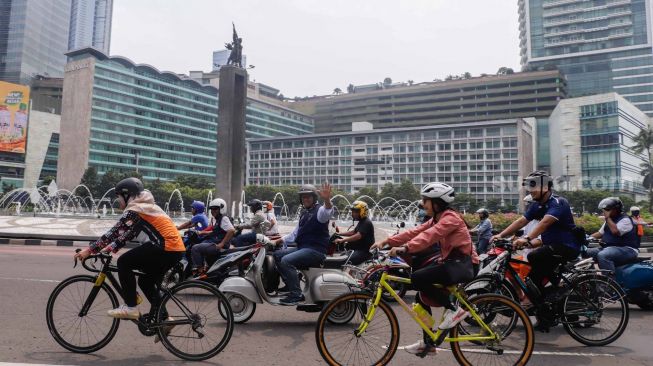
[74,177,185,320]
[372,182,476,356]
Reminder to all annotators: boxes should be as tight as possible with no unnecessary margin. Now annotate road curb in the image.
[0,237,139,248]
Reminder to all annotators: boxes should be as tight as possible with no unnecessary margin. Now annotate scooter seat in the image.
[322,255,351,269]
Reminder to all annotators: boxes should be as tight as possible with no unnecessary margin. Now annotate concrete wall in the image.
[23,111,60,188]
[57,57,96,190]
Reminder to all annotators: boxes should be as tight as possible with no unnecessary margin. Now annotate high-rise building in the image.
[56,48,312,190]
[248,119,535,207]
[0,0,72,84]
[519,0,653,115]
[549,92,650,199]
[68,0,113,54]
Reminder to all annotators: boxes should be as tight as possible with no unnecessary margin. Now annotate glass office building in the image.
[519,0,653,115]
[549,93,649,198]
[0,0,71,84]
[68,0,113,54]
[57,48,312,189]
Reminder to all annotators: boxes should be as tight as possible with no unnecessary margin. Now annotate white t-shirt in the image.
[265,212,279,235]
[598,216,638,254]
[217,216,235,231]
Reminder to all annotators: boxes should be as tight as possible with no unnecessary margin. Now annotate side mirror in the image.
[400,222,405,228]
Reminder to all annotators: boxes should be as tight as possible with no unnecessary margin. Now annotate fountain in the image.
[164,189,185,218]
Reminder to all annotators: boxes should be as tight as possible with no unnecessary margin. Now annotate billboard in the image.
[0,81,30,154]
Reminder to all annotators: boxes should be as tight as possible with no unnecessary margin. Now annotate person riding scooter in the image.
[273,182,334,305]
[334,200,375,265]
[588,197,639,274]
[190,198,235,276]
[232,199,270,248]
[177,200,209,247]
[262,201,280,238]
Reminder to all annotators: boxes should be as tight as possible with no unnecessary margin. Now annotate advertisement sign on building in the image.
[0,81,30,154]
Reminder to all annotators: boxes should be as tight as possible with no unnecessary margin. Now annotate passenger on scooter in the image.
[587,197,639,273]
[190,198,235,275]
[371,182,475,356]
[491,171,580,298]
[630,206,651,247]
[273,183,334,305]
[334,200,375,265]
[232,199,270,248]
[73,178,185,320]
[469,208,492,254]
[262,201,280,237]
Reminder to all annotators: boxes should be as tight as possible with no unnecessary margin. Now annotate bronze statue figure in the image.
[226,23,243,68]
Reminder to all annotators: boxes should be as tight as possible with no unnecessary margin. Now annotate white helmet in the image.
[420,182,455,203]
[630,206,640,213]
[208,198,227,215]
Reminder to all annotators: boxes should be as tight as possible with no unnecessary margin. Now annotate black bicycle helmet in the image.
[115,177,144,197]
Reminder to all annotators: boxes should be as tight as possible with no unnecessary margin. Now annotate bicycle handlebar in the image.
[74,248,112,273]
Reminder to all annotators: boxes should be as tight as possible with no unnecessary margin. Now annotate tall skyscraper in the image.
[0,0,72,84]
[519,0,653,115]
[68,0,113,53]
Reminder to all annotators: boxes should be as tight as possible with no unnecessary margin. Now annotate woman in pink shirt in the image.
[372,182,476,356]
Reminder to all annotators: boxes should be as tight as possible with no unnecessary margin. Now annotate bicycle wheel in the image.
[561,274,629,346]
[451,294,534,366]
[316,292,399,366]
[157,280,234,361]
[46,275,120,353]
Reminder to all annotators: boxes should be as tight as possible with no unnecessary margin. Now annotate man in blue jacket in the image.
[274,182,333,305]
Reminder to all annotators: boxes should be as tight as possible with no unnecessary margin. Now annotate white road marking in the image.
[0,277,61,283]
[395,346,615,357]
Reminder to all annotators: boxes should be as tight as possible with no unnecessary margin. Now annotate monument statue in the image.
[225,23,243,68]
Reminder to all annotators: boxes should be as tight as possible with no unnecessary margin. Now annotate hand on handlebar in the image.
[512,237,529,249]
[370,241,387,251]
[490,234,504,243]
[388,246,407,257]
[74,248,92,261]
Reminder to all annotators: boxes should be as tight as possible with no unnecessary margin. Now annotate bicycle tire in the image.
[451,293,534,366]
[562,274,629,346]
[46,275,120,353]
[157,280,234,361]
[316,292,399,366]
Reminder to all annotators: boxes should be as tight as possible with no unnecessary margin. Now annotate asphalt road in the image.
[1,245,652,366]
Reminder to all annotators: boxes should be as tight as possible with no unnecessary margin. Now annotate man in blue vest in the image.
[274,182,333,305]
[588,197,639,273]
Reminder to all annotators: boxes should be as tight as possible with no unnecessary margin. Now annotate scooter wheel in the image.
[219,293,256,323]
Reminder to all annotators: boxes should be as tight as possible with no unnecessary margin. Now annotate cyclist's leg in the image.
[138,248,183,313]
[117,244,150,307]
[411,263,455,311]
[190,240,217,271]
[525,245,555,294]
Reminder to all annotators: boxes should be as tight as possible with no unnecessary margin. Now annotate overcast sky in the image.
[111,0,521,98]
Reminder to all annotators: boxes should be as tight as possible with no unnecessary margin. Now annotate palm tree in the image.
[383,77,392,86]
[631,127,653,212]
[347,83,355,93]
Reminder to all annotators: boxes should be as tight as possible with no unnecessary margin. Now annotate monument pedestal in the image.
[216,65,248,213]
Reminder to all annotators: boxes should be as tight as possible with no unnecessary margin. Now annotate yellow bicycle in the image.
[315,265,534,366]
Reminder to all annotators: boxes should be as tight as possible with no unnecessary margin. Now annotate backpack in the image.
[571,225,588,247]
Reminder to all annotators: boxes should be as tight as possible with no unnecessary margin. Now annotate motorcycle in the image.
[586,238,653,310]
[218,234,359,323]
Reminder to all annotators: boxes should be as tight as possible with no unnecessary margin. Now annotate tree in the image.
[79,167,99,198]
[347,83,355,93]
[407,80,414,86]
[631,127,653,212]
[2,182,15,194]
[40,176,56,188]
[394,179,420,202]
[462,72,472,79]
[174,174,212,189]
[497,67,514,75]
[383,77,392,86]
[445,74,455,81]
[97,170,123,199]
[354,186,378,207]
[333,87,342,95]
[278,93,285,100]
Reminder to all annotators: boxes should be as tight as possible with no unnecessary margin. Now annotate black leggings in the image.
[117,243,183,311]
[527,244,579,294]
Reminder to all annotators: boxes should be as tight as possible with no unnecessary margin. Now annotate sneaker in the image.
[279,294,305,305]
[154,317,176,343]
[107,304,140,320]
[404,340,436,356]
[438,306,469,330]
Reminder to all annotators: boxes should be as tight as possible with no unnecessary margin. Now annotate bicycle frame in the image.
[356,271,499,343]
[79,254,198,330]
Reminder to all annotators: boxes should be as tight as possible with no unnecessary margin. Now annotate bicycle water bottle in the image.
[136,292,143,305]
[412,303,435,328]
